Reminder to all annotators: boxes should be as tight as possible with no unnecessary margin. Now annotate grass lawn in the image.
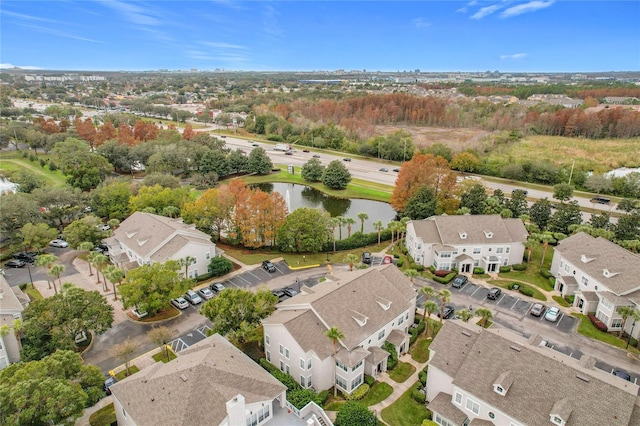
[575,314,640,355]
[23,286,43,301]
[381,382,430,426]
[476,319,493,329]
[0,152,68,188]
[499,270,554,292]
[89,403,116,426]
[410,335,432,363]
[553,295,571,307]
[134,306,181,322]
[152,348,177,363]
[360,382,393,406]
[114,365,140,380]
[389,362,416,383]
[487,279,546,301]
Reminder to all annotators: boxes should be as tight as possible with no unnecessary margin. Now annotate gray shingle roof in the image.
[431,322,639,426]
[427,392,468,425]
[555,232,640,295]
[0,276,25,313]
[410,215,528,245]
[270,265,416,357]
[110,334,285,426]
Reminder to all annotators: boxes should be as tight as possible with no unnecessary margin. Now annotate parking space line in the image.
[235,274,254,285]
[510,299,519,310]
[470,287,481,296]
[556,315,564,327]
[497,294,506,304]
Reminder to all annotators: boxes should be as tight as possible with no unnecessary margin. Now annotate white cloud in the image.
[501,1,555,18]
[500,53,528,59]
[457,0,478,13]
[0,63,42,70]
[2,10,58,23]
[98,0,160,26]
[202,42,246,50]
[471,4,501,20]
[412,18,431,29]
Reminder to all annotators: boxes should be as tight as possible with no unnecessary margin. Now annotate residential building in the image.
[427,321,640,426]
[550,232,640,338]
[105,212,218,278]
[0,276,29,369]
[110,333,287,426]
[262,265,416,394]
[405,215,528,273]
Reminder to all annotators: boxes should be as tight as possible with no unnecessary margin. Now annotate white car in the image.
[50,239,69,248]
[171,297,189,310]
[97,224,111,231]
[197,287,215,300]
[544,307,561,322]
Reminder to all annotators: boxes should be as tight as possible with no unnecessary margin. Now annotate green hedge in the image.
[396,259,403,267]
[540,269,553,279]
[259,358,301,391]
[288,388,324,409]
[418,371,427,386]
[519,286,534,297]
[346,383,370,401]
[318,390,330,405]
[512,263,527,271]
[327,229,392,251]
[499,265,512,273]
[473,267,485,274]
[433,272,456,284]
[411,388,426,404]
[383,342,398,370]
[364,375,376,387]
[208,256,234,277]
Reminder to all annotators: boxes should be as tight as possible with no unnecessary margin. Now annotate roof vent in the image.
[509,345,522,352]
[575,374,590,383]
[461,330,472,337]
[180,374,188,382]
[459,231,467,239]
[484,230,493,239]
[602,269,619,278]
[580,254,595,263]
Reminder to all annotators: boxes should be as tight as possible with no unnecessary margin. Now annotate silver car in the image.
[184,290,203,305]
[544,307,561,322]
[171,297,189,310]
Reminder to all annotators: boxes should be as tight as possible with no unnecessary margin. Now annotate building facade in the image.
[262,265,417,394]
[0,276,28,370]
[405,215,528,273]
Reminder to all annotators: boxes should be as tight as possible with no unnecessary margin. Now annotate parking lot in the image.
[212,260,294,289]
[170,323,213,353]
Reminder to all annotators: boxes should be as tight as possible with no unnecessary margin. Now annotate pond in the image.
[252,182,397,234]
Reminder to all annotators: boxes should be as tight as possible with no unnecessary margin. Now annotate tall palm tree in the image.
[95,253,110,292]
[357,212,369,233]
[50,263,65,295]
[387,220,399,245]
[178,256,196,279]
[324,327,345,397]
[437,289,452,324]
[373,220,383,246]
[328,217,340,253]
[343,253,360,271]
[539,233,555,267]
[399,217,411,244]
[456,308,473,323]
[103,265,125,301]
[418,286,436,322]
[404,269,419,284]
[35,253,57,290]
[475,308,493,328]
[617,306,638,339]
[336,216,346,240]
[523,239,536,265]
[88,251,103,284]
[78,242,95,275]
[344,217,356,238]
[423,300,439,337]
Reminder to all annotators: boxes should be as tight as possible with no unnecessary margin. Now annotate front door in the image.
[488,263,497,272]
[462,263,471,273]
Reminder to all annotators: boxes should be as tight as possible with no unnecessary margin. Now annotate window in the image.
[352,360,363,371]
[266,351,271,362]
[285,348,290,359]
[465,398,480,415]
[551,415,564,425]
[351,375,363,390]
[265,335,270,345]
[285,364,290,374]
[506,247,510,253]
[581,276,589,286]
[300,358,305,369]
[434,413,456,426]
[205,251,211,260]
[307,375,312,387]
[280,361,284,371]
[336,375,348,390]
[378,329,386,340]
[611,318,623,328]
[473,248,481,254]
[596,311,610,325]
[398,315,404,325]
[279,344,284,355]
[600,298,612,310]
[307,359,312,369]
[496,247,504,254]
[454,392,462,405]
[336,361,348,372]
[300,375,306,387]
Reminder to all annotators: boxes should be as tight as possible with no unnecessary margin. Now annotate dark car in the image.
[282,287,298,297]
[271,289,286,300]
[302,149,310,153]
[342,158,351,162]
[104,375,118,395]
[362,252,372,264]
[210,283,226,294]
[437,305,455,319]
[14,252,37,262]
[487,287,502,300]
[613,370,632,381]
[262,260,276,273]
[313,154,321,158]
[393,168,400,172]
[93,244,109,254]
[5,259,26,268]
[379,167,388,172]
[451,275,468,289]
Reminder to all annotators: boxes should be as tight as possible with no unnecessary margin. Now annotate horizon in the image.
[1,1,639,73]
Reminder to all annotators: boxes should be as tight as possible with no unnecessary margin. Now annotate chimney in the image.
[226,394,246,425]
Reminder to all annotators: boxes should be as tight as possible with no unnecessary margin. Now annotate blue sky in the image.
[1,1,638,72]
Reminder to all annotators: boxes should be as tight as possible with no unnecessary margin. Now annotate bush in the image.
[18,283,28,291]
[208,257,234,277]
[434,270,450,277]
[396,259,403,268]
[383,342,398,370]
[48,161,58,171]
[565,295,575,305]
[416,321,426,335]
[394,253,400,259]
[317,390,330,405]
[288,388,323,409]
[540,269,553,279]
[429,265,436,273]
[259,358,301,391]
[414,264,424,272]
[411,388,426,404]
[473,267,485,274]
[499,265,512,273]
[433,272,456,284]
[195,272,214,282]
[512,263,527,271]
[364,375,375,387]
[418,370,427,386]
[410,328,419,345]
[587,314,608,332]
[519,286,534,297]
[346,383,370,401]
[328,229,392,251]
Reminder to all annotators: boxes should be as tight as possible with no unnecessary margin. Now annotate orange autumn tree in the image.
[74,117,98,148]
[117,123,136,146]
[235,189,287,248]
[390,153,459,215]
[181,186,235,241]
[182,124,195,140]
[133,120,159,142]
[96,121,117,146]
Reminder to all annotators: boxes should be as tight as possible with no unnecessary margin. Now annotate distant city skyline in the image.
[1,1,638,73]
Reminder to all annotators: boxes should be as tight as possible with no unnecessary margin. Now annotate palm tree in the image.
[344,217,356,238]
[523,239,535,265]
[50,263,65,295]
[336,216,346,240]
[35,253,57,290]
[103,265,125,301]
[387,220,400,245]
[357,212,369,233]
[475,308,493,328]
[456,308,473,323]
[373,220,383,246]
[423,300,439,336]
[617,306,638,339]
[88,251,103,284]
[343,253,360,271]
[404,269,419,284]
[328,217,340,253]
[324,327,345,397]
[437,289,451,324]
[418,286,436,322]
[178,256,196,279]
[399,217,411,244]
[539,233,555,267]
[78,242,95,275]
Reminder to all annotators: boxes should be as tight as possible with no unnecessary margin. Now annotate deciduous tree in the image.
[277,208,330,253]
[200,288,278,336]
[322,160,352,190]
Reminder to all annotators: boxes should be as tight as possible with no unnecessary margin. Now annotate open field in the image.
[376,125,491,152]
[0,152,68,187]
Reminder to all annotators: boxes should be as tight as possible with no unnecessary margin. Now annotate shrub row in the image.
[383,342,398,370]
[512,263,528,271]
[434,270,450,277]
[473,267,485,274]
[587,314,608,332]
[326,229,392,252]
[412,383,426,404]
[346,383,370,401]
[409,321,426,345]
[364,374,376,387]
[287,388,324,409]
[519,286,534,297]
[433,272,456,284]
[540,269,553,279]
[499,265,512,273]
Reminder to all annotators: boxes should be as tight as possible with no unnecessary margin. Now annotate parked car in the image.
[97,224,111,231]
[210,283,226,294]
[487,287,502,300]
[379,167,388,172]
[282,287,298,297]
[613,370,632,381]
[452,275,468,289]
[438,305,455,319]
[530,303,546,317]
[93,244,109,254]
[342,158,351,162]
[14,252,38,262]
[362,252,372,264]
[262,260,276,273]
[382,255,393,265]
[220,135,227,138]
[171,297,190,310]
[4,259,26,268]
[544,306,561,322]
[50,239,69,248]
[103,375,118,395]
[198,287,215,300]
[184,290,203,305]
[271,289,286,301]
[252,143,259,147]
